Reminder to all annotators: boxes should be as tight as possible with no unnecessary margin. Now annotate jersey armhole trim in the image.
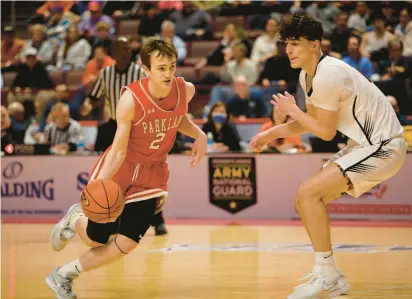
[122,86,146,126]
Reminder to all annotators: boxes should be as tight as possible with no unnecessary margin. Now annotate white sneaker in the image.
[51,204,83,252]
[46,267,77,299]
[288,272,350,299]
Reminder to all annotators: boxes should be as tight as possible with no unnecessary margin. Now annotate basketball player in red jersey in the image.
[46,37,207,299]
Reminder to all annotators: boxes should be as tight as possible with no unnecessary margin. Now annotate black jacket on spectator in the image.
[138,13,165,37]
[206,39,251,66]
[11,62,54,89]
[202,122,242,151]
[330,28,354,54]
[259,55,300,85]
[226,95,267,118]
[1,128,24,151]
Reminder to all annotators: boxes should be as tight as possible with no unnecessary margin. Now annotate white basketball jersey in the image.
[300,55,404,146]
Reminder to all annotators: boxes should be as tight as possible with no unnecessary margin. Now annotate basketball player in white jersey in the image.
[250,14,407,299]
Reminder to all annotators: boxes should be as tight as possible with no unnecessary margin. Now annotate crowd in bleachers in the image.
[1,1,412,155]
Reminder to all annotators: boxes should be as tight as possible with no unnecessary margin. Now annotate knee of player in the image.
[114,235,138,254]
[295,182,321,205]
[294,197,301,214]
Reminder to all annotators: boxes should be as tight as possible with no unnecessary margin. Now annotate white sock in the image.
[58,259,83,279]
[313,251,339,277]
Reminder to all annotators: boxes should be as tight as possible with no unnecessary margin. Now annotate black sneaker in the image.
[154,224,168,236]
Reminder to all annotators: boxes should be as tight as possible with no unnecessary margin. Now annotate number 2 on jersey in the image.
[149,133,166,150]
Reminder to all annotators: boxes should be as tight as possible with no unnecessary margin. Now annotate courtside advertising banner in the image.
[1,156,97,221]
[1,154,411,221]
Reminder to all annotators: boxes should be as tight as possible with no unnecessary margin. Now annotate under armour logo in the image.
[147,108,155,114]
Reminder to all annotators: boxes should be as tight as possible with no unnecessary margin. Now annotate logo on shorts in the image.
[80,192,89,206]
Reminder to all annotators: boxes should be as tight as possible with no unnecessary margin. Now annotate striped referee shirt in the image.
[89,62,145,119]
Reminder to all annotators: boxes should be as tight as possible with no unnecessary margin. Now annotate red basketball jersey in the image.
[121,76,187,164]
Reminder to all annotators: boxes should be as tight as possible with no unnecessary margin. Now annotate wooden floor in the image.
[2,223,412,299]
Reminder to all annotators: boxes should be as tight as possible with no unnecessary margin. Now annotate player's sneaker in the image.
[46,267,77,299]
[287,271,350,299]
[51,203,83,252]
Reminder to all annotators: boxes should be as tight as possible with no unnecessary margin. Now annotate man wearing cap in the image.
[78,1,114,37]
[5,47,55,120]
[1,26,25,67]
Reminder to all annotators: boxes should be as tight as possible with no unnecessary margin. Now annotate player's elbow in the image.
[321,130,336,142]
[111,148,127,162]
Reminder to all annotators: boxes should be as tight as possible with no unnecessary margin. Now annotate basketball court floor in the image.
[2,222,412,299]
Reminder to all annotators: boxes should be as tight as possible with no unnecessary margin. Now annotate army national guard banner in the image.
[208,157,257,214]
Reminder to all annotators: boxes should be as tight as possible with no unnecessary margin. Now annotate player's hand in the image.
[249,131,270,153]
[271,91,296,115]
[190,133,207,167]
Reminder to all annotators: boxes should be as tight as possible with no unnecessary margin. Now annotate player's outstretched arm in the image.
[95,90,135,180]
[178,81,207,167]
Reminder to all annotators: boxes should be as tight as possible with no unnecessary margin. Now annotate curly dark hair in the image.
[279,14,323,42]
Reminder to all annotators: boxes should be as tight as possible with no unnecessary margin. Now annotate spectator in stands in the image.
[21,24,54,67]
[138,3,165,38]
[202,102,242,152]
[378,40,409,81]
[395,8,412,57]
[220,43,258,85]
[11,48,54,90]
[320,39,342,59]
[78,1,114,38]
[360,12,395,61]
[55,25,91,70]
[330,12,354,55]
[342,36,373,79]
[251,18,278,65]
[1,105,24,152]
[89,21,113,57]
[169,1,212,41]
[203,42,258,116]
[1,25,25,67]
[40,84,83,131]
[46,5,72,48]
[44,102,82,152]
[375,40,410,113]
[7,102,28,143]
[259,40,300,94]
[160,21,187,64]
[387,95,412,126]
[83,46,115,88]
[33,1,73,23]
[259,106,310,153]
[158,0,183,12]
[306,1,341,35]
[226,76,267,119]
[347,1,370,34]
[195,23,251,69]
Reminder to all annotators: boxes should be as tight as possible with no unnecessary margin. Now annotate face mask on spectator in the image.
[212,113,226,124]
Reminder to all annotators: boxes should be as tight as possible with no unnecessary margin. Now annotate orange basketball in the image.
[80,179,124,223]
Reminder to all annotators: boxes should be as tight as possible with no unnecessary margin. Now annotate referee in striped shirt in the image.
[87,37,146,121]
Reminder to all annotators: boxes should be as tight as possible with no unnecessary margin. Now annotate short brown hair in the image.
[140,36,178,69]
